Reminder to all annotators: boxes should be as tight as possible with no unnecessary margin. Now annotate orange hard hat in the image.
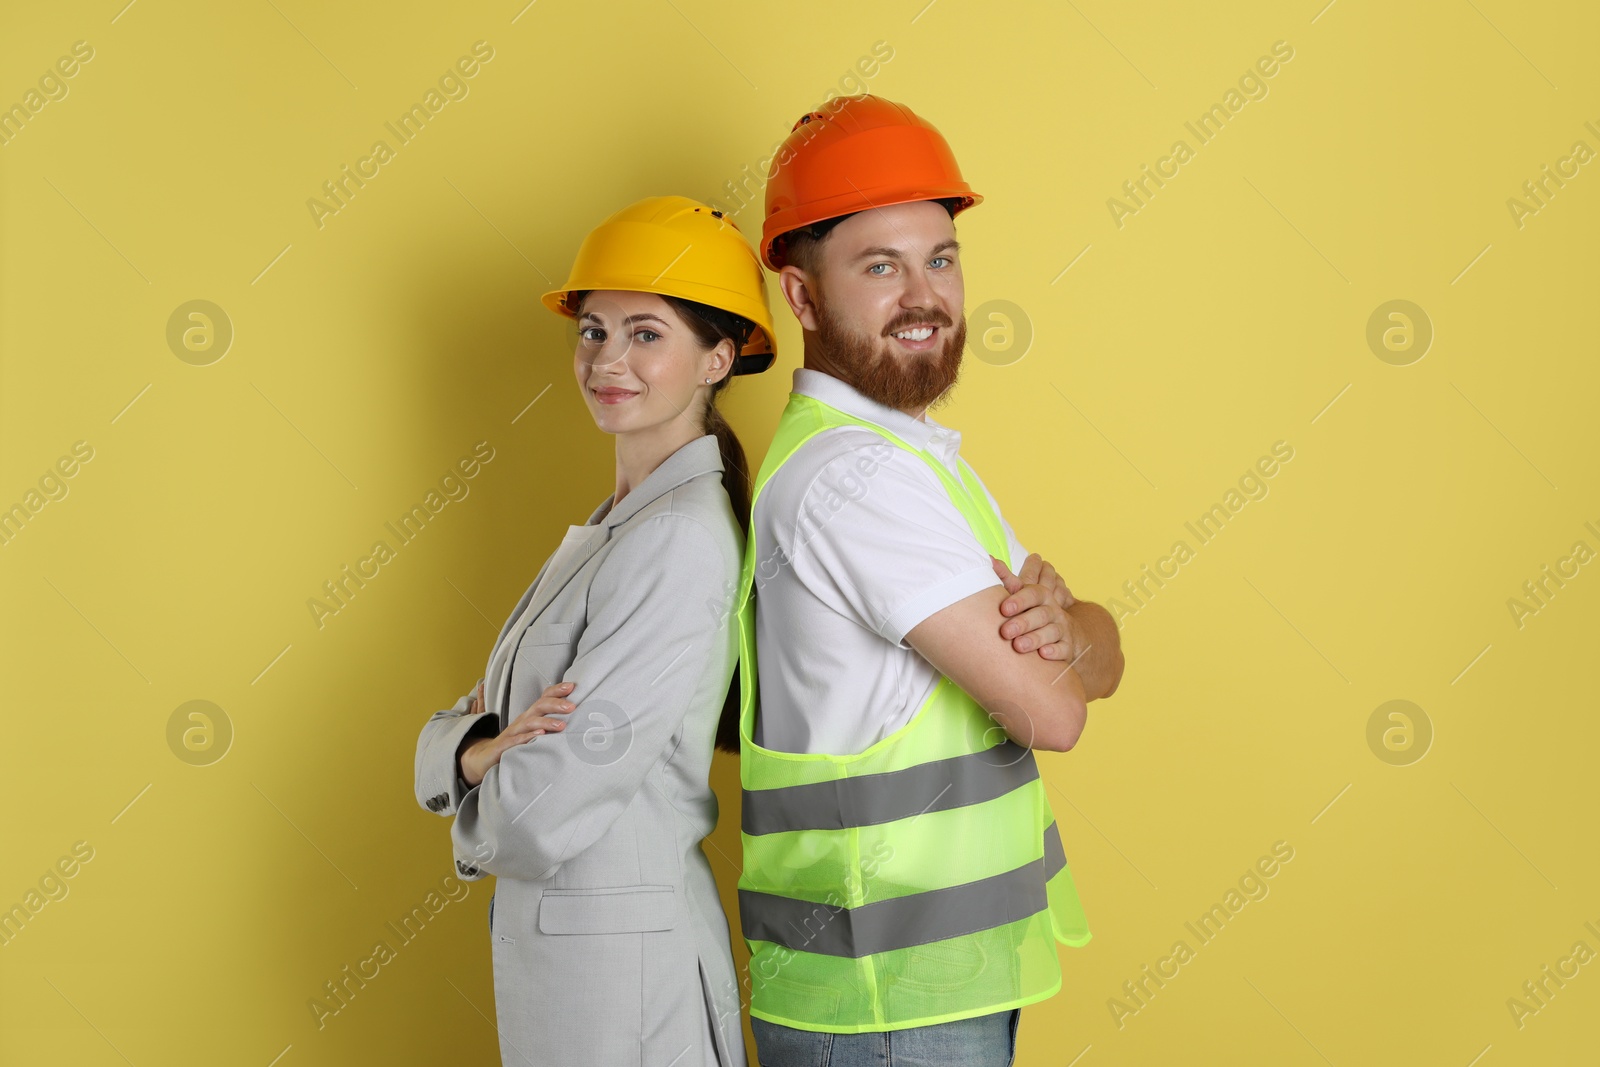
[760,94,982,271]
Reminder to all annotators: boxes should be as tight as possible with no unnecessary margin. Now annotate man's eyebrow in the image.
[852,239,961,261]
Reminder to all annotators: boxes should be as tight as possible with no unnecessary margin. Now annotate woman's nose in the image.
[581,338,631,371]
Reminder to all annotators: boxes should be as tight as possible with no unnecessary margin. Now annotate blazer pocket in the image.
[537,885,678,935]
[521,621,576,646]
[513,621,579,694]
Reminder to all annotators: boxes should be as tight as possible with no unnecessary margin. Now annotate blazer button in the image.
[457,860,479,876]
[429,793,447,811]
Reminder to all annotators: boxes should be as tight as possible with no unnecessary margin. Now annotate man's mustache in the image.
[881,310,954,336]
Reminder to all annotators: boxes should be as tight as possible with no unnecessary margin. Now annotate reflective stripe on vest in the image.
[736,391,1091,1033]
[739,821,1068,959]
[741,740,1038,836]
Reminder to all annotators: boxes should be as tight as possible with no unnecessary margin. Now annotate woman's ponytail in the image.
[660,295,756,756]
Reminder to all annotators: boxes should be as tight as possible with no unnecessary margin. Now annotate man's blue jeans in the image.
[750,1009,1021,1067]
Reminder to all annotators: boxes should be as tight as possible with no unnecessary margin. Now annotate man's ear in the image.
[778,265,821,332]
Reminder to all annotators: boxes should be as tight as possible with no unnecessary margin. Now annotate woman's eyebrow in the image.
[579,312,671,326]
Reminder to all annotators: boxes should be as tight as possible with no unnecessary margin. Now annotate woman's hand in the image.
[458,681,576,787]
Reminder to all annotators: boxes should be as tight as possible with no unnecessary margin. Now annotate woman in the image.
[413,195,776,1067]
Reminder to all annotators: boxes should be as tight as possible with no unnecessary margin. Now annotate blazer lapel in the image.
[483,435,725,723]
[485,523,608,722]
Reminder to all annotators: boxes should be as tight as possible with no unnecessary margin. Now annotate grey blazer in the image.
[414,434,746,1067]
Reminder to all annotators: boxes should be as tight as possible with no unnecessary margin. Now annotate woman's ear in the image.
[707,338,736,383]
[779,266,820,332]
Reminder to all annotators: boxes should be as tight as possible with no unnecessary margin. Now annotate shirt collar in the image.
[585,433,724,528]
[792,368,964,470]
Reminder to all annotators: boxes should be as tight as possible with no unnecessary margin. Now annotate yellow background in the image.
[2,0,1596,1064]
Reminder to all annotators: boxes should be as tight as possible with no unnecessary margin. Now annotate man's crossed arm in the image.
[905,552,1126,752]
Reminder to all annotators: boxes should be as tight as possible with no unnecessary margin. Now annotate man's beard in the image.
[814,297,966,413]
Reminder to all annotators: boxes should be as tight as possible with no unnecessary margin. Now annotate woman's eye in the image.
[636,329,661,343]
[579,326,604,344]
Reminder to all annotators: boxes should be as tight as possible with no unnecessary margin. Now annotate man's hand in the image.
[993,554,1126,701]
[992,553,1083,663]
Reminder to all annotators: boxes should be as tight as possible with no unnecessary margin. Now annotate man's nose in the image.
[900,267,939,313]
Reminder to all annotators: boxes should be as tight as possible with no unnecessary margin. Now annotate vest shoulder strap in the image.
[753,392,1010,562]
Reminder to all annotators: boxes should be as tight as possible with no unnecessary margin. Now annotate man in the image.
[732,95,1126,1065]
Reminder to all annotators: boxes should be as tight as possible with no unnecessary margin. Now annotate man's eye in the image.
[868,263,891,275]
[930,256,952,269]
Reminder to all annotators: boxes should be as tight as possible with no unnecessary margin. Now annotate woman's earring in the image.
[704,377,712,383]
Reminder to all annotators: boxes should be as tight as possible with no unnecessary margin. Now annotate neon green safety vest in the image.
[735,391,1091,1034]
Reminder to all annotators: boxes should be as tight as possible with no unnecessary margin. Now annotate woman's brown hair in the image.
[573,290,755,755]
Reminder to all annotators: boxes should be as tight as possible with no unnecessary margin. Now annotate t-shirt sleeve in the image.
[779,442,1007,648]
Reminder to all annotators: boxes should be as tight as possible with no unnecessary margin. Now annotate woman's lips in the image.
[593,387,638,405]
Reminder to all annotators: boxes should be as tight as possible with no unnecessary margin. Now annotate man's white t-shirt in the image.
[752,368,1031,755]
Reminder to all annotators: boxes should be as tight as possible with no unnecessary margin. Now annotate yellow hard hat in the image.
[542,195,778,375]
